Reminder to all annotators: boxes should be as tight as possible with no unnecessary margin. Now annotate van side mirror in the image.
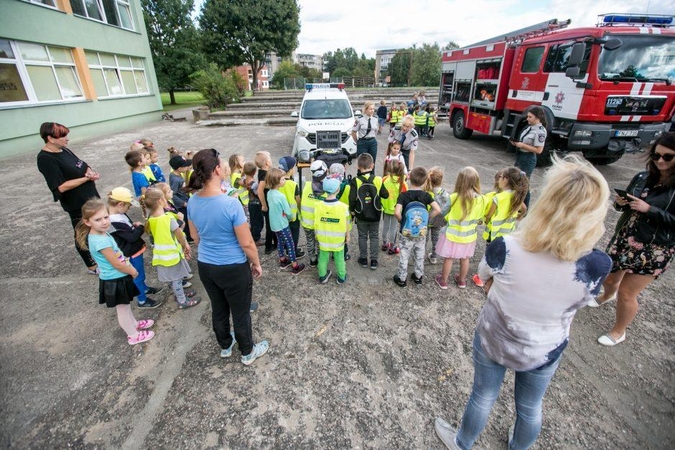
[291,111,298,118]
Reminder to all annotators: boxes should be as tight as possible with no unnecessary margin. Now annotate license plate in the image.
[615,130,639,137]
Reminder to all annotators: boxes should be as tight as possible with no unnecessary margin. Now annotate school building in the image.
[0,0,162,158]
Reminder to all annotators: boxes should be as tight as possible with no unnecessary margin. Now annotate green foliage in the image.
[323,47,375,78]
[444,41,460,51]
[141,0,206,104]
[270,60,299,89]
[388,51,413,86]
[296,64,322,81]
[189,63,242,109]
[411,43,442,86]
[332,67,351,79]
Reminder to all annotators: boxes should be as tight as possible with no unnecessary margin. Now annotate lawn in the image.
[161,91,205,111]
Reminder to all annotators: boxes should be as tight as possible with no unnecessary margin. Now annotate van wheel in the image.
[452,111,473,139]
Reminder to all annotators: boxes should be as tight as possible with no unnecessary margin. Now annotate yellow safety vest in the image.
[389,109,399,124]
[396,110,405,125]
[314,200,349,251]
[414,110,428,126]
[382,175,406,214]
[300,182,325,229]
[428,114,436,127]
[141,166,156,183]
[445,193,486,243]
[147,213,183,267]
[338,182,350,206]
[489,190,518,240]
[279,178,298,221]
[231,172,249,206]
[481,191,497,240]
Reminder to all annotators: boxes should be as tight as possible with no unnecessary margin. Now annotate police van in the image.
[291,83,357,165]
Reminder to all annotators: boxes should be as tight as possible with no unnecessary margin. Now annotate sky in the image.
[193,0,674,58]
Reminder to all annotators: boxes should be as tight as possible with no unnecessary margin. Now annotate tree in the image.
[199,0,300,95]
[411,43,442,87]
[142,0,206,105]
[389,50,413,86]
[270,60,299,89]
[443,41,460,51]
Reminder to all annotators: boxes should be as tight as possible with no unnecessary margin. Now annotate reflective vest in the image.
[300,182,325,229]
[231,172,249,206]
[141,166,156,183]
[279,178,298,221]
[428,113,436,127]
[338,182,350,206]
[396,109,405,125]
[489,190,518,240]
[314,200,349,251]
[147,213,183,267]
[389,109,399,124]
[481,191,498,240]
[445,193,486,243]
[414,110,428,126]
[382,175,406,214]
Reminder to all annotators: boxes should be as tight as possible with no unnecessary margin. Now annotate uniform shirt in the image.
[353,114,379,139]
[388,128,419,153]
[37,148,99,212]
[518,124,547,149]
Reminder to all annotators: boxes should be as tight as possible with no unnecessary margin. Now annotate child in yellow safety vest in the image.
[329,163,352,261]
[426,105,438,139]
[434,167,486,289]
[381,159,407,254]
[144,189,201,309]
[278,156,305,258]
[301,160,328,267]
[229,153,250,221]
[388,103,399,130]
[314,177,351,284]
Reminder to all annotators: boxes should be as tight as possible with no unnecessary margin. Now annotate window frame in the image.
[27,0,59,9]
[544,41,591,75]
[86,50,150,99]
[71,0,135,31]
[520,46,546,73]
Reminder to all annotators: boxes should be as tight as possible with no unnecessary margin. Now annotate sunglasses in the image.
[651,153,675,162]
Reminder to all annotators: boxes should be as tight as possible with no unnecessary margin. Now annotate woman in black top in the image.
[37,122,100,273]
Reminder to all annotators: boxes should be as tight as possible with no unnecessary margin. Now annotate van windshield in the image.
[301,99,353,119]
[598,35,675,83]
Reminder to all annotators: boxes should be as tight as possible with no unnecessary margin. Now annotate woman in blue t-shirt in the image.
[187,149,269,366]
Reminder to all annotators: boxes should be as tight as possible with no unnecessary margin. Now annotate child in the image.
[107,187,163,309]
[381,160,407,255]
[388,103,398,130]
[314,177,351,284]
[138,138,154,149]
[398,102,408,125]
[383,141,407,176]
[147,147,166,183]
[348,153,389,270]
[255,151,277,254]
[300,160,328,267]
[75,199,155,345]
[168,155,193,242]
[329,162,352,261]
[265,168,306,275]
[472,167,528,286]
[376,100,388,135]
[435,167,487,289]
[278,156,305,258]
[125,150,153,200]
[427,167,451,264]
[393,167,441,286]
[243,161,263,243]
[427,105,438,139]
[144,189,201,309]
[229,154,249,220]
[413,104,428,137]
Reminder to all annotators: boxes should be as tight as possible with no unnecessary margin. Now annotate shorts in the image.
[99,275,140,308]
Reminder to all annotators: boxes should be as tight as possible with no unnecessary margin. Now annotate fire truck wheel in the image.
[452,111,473,139]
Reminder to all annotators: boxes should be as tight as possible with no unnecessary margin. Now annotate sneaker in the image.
[291,263,306,275]
[145,285,162,295]
[250,301,259,312]
[295,248,306,258]
[370,259,379,270]
[358,257,368,268]
[279,257,291,269]
[454,274,467,289]
[183,273,194,281]
[87,267,100,275]
[135,319,155,331]
[472,274,484,287]
[184,288,197,298]
[241,340,269,366]
[381,242,390,252]
[344,253,351,261]
[411,273,423,284]
[319,270,332,284]
[434,417,461,450]
[220,331,237,358]
[178,296,201,309]
[435,274,448,290]
[128,330,155,345]
[427,252,438,265]
[336,274,347,285]
[387,246,400,255]
[182,280,192,288]
[138,298,163,309]
[393,275,407,287]
[309,258,318,267]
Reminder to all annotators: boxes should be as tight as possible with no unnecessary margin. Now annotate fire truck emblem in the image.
[522,77,530,89]
[555,91,565,105]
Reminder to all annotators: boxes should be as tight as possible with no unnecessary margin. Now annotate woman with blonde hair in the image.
[435,156,612,450]
[352,101,379,162]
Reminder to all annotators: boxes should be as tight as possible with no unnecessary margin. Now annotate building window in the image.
[261,69,268,77]
[28,0,58,8]
[71,0,134,30]
[0,39,83,106]
[85,51,149,98]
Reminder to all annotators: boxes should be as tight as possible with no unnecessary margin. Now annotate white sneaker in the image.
[588,293,616,308]
[427,252,438,265]
[434,417,461,450]
[241,340,269,365]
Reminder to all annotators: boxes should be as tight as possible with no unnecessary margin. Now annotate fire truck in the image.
[439,13,675,165]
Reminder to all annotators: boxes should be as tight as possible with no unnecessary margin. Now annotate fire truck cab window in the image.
[545,42,590,75]
[521,46,545,73]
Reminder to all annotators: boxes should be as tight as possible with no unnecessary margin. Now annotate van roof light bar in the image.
[305,83,345,92]
[598,13,674,28]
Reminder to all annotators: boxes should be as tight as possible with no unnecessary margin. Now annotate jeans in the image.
[357,220,380,260]
[249,201,263,242]
[318,249,346,279]
[456,332,562,450]
[303,227,318,262]
[397,235,426,279]
[356,138,378,163]
[381,213,398,246]
[198,261,254,355]
[515,151,536,208]
[129,253,148,303]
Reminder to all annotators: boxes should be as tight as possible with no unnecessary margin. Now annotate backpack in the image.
[401,201,429,238]
[354,174,382,221]
[430,188,450,228]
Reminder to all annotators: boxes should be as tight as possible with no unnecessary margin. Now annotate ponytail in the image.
[186,148,220,192]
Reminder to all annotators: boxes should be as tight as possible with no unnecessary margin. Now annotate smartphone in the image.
[614,188,630,199]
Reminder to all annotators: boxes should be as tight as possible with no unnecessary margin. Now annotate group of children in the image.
[385,101,438,139]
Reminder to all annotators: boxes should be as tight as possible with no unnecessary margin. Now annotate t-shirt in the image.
[131,171,150,198]
[396,189,434,232]
[258,168,269,204]
[37,148,99,212]
[150,163,166,183]
[169,173,189,209]
[88,233,128,280]
[187,194,247,265]
[476,236,612,371]
[376,105,388,120]
[267,189,292,231]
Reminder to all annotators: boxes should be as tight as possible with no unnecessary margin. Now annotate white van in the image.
[290,83,357,164]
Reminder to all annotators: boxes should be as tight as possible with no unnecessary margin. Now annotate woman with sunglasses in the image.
[591,132,675,346]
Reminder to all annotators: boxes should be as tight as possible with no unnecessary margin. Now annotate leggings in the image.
[275,226,296,262]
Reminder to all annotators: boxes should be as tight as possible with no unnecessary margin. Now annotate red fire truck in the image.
[439,14,675,165]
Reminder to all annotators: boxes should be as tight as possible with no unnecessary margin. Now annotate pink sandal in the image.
[178,296,202,309]
[128,330,155,345]
[135,319,155,331]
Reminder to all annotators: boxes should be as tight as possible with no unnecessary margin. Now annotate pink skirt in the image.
[435,233,476,259]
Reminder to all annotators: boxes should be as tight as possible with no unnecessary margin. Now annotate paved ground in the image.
[1,109,673,449]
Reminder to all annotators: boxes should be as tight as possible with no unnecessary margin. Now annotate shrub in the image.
[189,63,242,109]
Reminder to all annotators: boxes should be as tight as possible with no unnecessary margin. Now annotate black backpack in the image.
[354,174,383,221]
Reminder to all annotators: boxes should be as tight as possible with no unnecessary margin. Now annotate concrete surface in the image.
[1,110,673,449]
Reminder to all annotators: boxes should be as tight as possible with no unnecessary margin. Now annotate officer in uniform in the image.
[352,102,379,163]
[388,114,419,171]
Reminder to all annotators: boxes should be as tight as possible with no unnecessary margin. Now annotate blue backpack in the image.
[401,201,429,238]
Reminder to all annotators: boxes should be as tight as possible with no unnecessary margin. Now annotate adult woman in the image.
[37,122,100,273]
[187,149,268,366]
[435,156,612,450]
[352,101,379,163]
[511,107,547,207]
[591,132,675,346]
[388,115,419,171]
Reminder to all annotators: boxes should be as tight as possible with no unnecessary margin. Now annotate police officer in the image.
[510,106,547,207]
[388,114,419,171]
[352,101,379,163]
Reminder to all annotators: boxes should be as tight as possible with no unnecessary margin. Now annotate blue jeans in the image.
[514,151,536,208]
[129,253,148,304]
[456,332,562,450]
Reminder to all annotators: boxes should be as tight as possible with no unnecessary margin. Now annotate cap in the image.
[310,160,327,178]
[109,187,139,206]
[278,155,296,172]
[323,177,340,195]
[169,155,192,170]
[329,163,345,179]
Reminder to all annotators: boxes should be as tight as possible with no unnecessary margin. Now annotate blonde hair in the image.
[428,166,444,188]
[453,167,481,220]
[514,155,609,261]
[265,168,285,189]
[254,151,270,168]
[130,142,144,152]
[229,153,244,174]
[75,199,107,251]
[152,182,171,199]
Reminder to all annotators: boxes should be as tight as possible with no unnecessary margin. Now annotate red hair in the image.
[40,122,69,143]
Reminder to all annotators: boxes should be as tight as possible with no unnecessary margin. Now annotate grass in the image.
[161,91,205,111]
